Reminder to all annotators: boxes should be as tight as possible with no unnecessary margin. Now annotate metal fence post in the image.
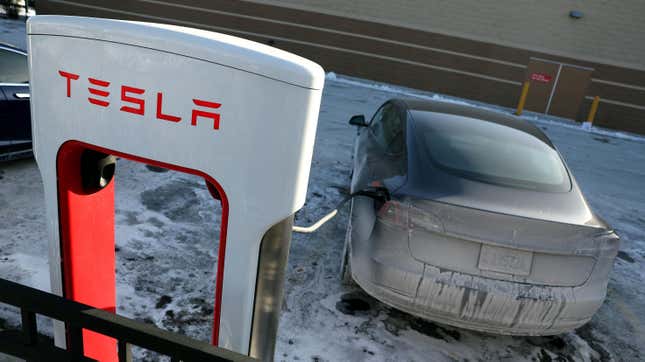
[587,96,600,124]
[515,81,531,116]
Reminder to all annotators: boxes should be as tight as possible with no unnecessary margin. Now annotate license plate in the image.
[478,245,533,276]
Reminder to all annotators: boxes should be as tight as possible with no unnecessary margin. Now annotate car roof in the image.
[397,98,553,147]
[389,98,597,225]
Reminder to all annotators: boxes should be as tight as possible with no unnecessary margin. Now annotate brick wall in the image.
[251,0,645,71]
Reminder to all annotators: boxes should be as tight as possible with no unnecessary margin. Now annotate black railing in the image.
[0,278,255,362]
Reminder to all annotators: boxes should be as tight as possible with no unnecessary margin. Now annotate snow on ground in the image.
[1,74,644,361]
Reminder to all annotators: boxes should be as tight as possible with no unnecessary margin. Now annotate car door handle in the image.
[14,92,30,99]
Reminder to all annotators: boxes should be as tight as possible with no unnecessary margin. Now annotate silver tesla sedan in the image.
[342,98,619,335]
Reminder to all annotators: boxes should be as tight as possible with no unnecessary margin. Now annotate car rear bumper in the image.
[351,260,599,335]
[348,214,616,335]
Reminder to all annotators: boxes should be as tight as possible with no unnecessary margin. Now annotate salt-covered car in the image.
[341,98,619,335]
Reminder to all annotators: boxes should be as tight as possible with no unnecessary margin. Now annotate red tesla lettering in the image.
[120,86,145,116]
[191,99,222,130]
[57,70,223,130]
[58,70,79,97]
[88,77,110,107]
[156,92,181,122]
[530,73,553,83]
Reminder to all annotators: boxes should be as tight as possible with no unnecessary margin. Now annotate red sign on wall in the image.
[530,73,553,83]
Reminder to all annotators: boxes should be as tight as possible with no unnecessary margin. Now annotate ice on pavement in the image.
[1,74,644,361]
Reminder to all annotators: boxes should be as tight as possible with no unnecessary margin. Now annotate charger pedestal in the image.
[28,15,324,361]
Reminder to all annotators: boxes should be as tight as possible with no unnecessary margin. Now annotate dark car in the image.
[342,98,619,335]
[0,43,31,160]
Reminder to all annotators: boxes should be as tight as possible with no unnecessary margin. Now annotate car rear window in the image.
[411,111,571,192]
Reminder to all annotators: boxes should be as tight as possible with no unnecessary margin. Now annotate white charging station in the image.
[28,15,323,361]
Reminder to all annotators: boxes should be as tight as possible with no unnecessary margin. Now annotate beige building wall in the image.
[250,0,645,71]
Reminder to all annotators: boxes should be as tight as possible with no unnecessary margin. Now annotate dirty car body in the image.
[344,99,619,335]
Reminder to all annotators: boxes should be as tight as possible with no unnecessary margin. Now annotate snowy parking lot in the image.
[1,73,645,361]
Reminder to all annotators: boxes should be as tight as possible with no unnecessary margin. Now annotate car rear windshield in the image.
[411,111,571,192]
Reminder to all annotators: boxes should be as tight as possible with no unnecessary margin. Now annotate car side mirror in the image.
[349,115,367,127]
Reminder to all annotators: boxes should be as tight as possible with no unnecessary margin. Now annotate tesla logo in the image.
[58,70,221,130]
[530,72,553,83]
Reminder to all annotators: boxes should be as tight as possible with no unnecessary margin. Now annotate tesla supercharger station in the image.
[28,16,324,361]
